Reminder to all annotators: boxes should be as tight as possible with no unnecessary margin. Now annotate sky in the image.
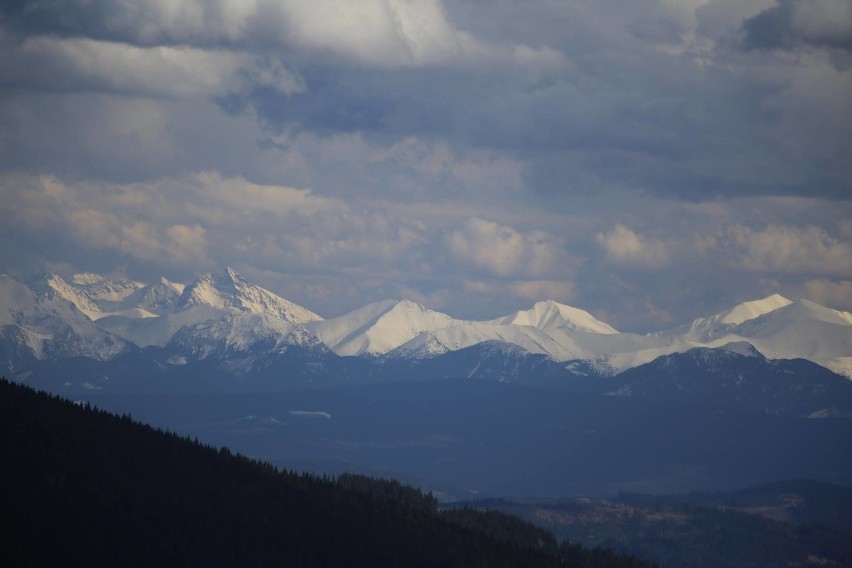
[1,0,851,332]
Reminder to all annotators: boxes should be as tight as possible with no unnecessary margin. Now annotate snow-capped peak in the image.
[177,267,322,324]
[0,274,133,362]
[309,299,462,356]
[712,294,793,326]
[44,274,103,320]
[671,294,793,343]
[490,300,619,334]
[40,273,151,321]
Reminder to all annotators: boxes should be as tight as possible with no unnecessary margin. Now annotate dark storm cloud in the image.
[0,0,261,47]
[3,0,850,201]
[744,0,852,51]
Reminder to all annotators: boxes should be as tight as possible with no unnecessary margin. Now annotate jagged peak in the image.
[191,266,245,290]
[215,266,246,285]
[178,267,322,324]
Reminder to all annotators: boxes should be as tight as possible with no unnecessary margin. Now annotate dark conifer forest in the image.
[0,378,651,567]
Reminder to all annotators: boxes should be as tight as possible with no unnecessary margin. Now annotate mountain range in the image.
[2,267,851,417]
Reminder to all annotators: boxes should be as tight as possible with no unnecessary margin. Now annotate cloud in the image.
[1,0,851,330]
[507,280,576,303]
[276,0,490,67]
[2,0,850,202]
[0,36,304,98]
[744,0,852,51]
[62,208,209,266]
[446,217,562,278]
[1,0,561,68]
[726,224,852,277]
[0,172,445,307]
[597,225,669,268]
[801,279,852,310]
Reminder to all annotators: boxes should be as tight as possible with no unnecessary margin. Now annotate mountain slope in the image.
[381,340,580,384]
[309,300,462,356]
[390,322,588,362]
[1,270,850,387]
[0,275,134,370]
[489,300,619,334]
[7,378,646,567]
[604,344,852,417]
[177,267,322,324]
[42,273,151,320]
[98,268,322,347]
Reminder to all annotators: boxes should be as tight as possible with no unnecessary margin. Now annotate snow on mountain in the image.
[384,331,452,359]
[717,341,763,358]
[123,278,185,316]
[672,294,793,342]
[1,268,850,380]
[166,312,324,360]
[710,294,793,326]
[607,345,852,418]
[596,296,852,377]
[0,275,132,366]
[68,274,146,303]
[315,299,622,359]
[41,273,156,320]
[390,321,587,362]
[177,267,322,325]
[321,294,851,378]
[718,300,852,377]
[97,268,322,347]
[309,300,461,356]
[43,274,104,320]
[96,304,223,347]
[488,300,619,334]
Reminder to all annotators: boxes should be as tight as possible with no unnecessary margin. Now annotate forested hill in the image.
[0,378,650,567]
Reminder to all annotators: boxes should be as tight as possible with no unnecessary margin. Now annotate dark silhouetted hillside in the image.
[0,378,650,567]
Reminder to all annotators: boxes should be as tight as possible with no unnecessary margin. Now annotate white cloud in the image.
[446,217,561,277]
[277,0,565,68]
[6,0,563,69]
[597,224,669,267]
[62,206,209,265]
[279,0,486,66]
[0,172,434,276]
[186,172,339,219]
[727,224,852,277]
